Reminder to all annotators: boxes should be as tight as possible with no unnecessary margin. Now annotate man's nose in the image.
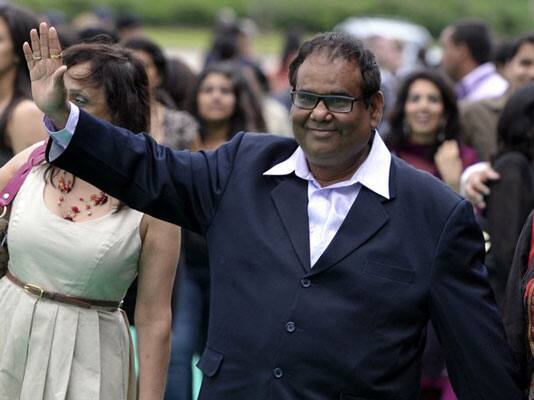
[311,99,332,120]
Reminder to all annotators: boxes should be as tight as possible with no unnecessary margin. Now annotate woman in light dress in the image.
[0,27,180,400]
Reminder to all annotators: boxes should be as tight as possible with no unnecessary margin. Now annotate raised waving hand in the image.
[22,22,69,127]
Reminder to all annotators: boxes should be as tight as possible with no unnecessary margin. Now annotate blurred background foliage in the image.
[16,0,534,38]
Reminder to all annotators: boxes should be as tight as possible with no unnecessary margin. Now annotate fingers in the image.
[48,27,62,59]
[22,41,34,67]
[39,22,50,59]
[52,65,68,87]
[465,182,487,207]
[484,167,500,181]
[24,23,62,63]
[30,28,41,61]
[465,167,501,208]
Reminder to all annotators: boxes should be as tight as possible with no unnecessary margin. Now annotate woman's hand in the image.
[22,22,69,128]
[434,140,463,192]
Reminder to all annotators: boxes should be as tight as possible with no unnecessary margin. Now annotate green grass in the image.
[145,26,286,55]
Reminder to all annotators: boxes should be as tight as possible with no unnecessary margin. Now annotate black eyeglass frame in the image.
[290,90,371,113]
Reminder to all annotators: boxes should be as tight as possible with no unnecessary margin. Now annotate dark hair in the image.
[496,83,534,160]
[121,36,177,106]
[449,19,492,65]
[288,32,381,106]
[493,39,515,68]
[0,4,39,144]
[76,26,119,43]
[190,61,265,141]
[164,57,198,110]
[121,36,167,84]
[62,41,150,133]
[281,29,302,68]
[206,23,242,64]
[387,69,461,159]
[508,32,534,61]
[116,12,142,31]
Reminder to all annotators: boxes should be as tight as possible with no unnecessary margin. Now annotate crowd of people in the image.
[0,3,533,400]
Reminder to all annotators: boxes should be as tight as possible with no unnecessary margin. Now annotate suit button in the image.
[286,321,296,333]
[301,278,311,288]
[273,367,283,379]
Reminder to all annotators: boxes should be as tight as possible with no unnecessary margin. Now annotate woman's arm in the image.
[135,215,180,400]
[5,100,47,154]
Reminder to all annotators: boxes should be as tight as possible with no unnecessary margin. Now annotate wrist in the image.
[48,102,71,130]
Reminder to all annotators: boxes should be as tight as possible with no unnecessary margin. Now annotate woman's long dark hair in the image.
[387,69,462,160]
[189,61,265,142]
[0,4,39,146]
[496,83,534,161]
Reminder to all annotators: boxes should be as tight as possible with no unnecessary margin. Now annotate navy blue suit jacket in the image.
[48,110,523,400]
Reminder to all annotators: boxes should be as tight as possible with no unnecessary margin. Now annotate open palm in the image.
[23,22,68,119]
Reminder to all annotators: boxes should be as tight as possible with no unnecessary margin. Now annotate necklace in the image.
[56,171,109,221]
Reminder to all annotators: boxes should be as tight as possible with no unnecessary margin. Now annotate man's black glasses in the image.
[290,90,369,113]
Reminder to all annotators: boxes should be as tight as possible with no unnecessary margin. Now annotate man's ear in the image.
[369,91,384,129]
[457,43,471,62]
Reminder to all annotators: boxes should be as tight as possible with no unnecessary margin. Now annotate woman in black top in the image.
[485,83,534,308]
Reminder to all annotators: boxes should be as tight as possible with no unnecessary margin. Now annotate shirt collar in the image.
[263,131,391,199]
[457,62,497,92]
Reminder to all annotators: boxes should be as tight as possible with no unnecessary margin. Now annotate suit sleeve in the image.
[46,109,243,233]
[429,199,524,399]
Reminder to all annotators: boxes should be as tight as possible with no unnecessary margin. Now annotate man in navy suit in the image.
[27,23,523,399]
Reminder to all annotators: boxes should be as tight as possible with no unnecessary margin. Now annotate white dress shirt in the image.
[264,132,391,266]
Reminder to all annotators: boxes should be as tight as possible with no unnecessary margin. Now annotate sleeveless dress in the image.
[0,164,143,400]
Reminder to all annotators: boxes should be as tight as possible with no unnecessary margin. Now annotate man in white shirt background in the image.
[440,19,508,102]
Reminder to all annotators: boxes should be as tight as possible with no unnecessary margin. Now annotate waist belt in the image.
[6,270,121,310]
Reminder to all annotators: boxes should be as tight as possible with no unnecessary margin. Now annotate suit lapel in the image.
[271,177,311,272]
[308,186,389,276]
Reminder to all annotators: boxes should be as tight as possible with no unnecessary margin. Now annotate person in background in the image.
[461,33,534,162]
[189,61,265,149]
[0,4,46,165]
[116,12,144,41]
[164,56,198,112]
[0,38,180,400]
[387,69,478,400]
[460,33,534,207]
[269,28,302,110]
[122,36,200,150]
[503,209,534,399]
[387,69,477,193]
[483,83,534,308]
[165,62,266,400]
[440,19,508,101]
[204,21,291,137]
